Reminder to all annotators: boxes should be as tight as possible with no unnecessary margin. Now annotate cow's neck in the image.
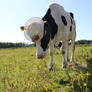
[42,8,58,39]
[41,30,50,51]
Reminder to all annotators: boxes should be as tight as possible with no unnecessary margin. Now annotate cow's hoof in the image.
[49,65,53,71]
[62,65,67,68]
[62,63,67,68]
[49,68,53,71]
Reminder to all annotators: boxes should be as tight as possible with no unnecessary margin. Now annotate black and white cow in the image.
[20,3,76,70]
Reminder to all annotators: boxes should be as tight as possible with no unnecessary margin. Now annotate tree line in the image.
[75,40,92,45]
[0,42,27,48]
[0,40,92,48]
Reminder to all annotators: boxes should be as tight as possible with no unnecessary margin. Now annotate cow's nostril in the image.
[37,55,45,59]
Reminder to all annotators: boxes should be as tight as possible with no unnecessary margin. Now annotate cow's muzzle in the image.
[37,53,46,59]
[32,35,39,42]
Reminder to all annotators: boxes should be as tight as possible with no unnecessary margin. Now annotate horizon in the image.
[0,0,92,43]
[0,39,92,44]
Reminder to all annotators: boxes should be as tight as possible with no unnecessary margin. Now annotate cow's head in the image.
[20,19,50,59]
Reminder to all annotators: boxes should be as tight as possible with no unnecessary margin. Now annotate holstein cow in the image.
[20,3,76,70]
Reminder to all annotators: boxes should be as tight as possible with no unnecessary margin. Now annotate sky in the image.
[0,0,92,43]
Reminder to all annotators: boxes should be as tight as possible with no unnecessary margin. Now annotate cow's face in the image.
[35,41,46,59]
[20,21,49,59]
[21,22,44,42]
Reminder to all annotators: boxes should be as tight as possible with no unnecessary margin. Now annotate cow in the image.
[20,3,76,70]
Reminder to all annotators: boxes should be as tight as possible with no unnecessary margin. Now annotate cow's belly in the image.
[53,29,64,46]
[68,31,75,41]
[53,31,73,45]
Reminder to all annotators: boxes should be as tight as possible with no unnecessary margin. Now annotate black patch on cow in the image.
[70,12,74,19]
[41,8,58,51]
[58,42,62,47]
[70,25,72,32]
[70,12,74,24]
[61,16,67,26]
[70,17,73,24]
[42,8,58,39]
[41,31,50,51]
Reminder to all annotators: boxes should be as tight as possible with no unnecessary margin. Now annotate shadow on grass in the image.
[59,78,81,92]
[58,58,92,92]
[74,62,88,73]
[72,58,92,91]
[59,79,69,85]
[86,58,92,90]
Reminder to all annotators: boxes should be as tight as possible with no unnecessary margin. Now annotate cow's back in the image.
[49,3,70,26]
[49,3,76,42]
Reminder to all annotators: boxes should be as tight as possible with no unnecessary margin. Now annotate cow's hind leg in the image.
[60,42,67,68]
[70,40,75,62]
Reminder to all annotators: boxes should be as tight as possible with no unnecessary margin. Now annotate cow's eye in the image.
[32,35,39,42]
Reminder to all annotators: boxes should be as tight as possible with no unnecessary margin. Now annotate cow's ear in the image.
[40,20,47,24]
[43,21,47,24]
[20,26,24,31]
[70,12,74,19]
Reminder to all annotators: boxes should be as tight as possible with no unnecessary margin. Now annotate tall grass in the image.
[0,45,92,92]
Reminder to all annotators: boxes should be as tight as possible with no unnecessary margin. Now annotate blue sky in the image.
[0,0,92,43]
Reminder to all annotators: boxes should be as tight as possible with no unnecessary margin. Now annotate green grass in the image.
[0,45,92,92]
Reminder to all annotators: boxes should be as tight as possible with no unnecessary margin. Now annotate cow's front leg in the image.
[60,42,67,68]
[49,51,53,71]
[66,42,69,61]
[49,42,54,71]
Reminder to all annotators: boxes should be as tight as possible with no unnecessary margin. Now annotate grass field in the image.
[0,45,92,92]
